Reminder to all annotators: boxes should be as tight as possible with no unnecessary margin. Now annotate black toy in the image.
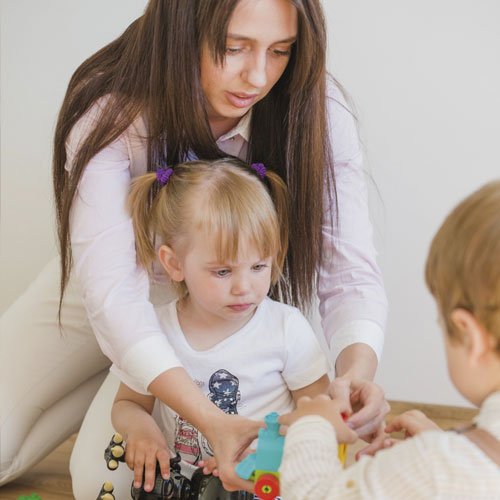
[97,433,254,500]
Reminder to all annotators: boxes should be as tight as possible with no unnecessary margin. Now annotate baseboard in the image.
[388,399,478,426]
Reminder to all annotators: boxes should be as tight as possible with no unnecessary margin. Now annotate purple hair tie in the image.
[156,167,173,186]
[251,162,267,180]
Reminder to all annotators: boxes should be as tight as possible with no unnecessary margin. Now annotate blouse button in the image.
[346,479,356,488]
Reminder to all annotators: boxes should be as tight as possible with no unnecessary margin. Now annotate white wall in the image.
[1,1,499,406]
[0,0,147,311]
[323,0,500,406]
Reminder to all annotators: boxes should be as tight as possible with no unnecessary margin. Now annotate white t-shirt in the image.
[155,297,329,464]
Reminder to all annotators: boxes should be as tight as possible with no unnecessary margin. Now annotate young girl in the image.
[1,0,387,494]
[111,158,330,494]
[279,180,500,498]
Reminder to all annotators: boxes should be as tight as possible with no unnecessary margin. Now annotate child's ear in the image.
[158,245,184,282]
[450,308,495,364]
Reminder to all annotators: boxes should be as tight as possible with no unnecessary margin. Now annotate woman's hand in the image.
[203,413,263,492]
[279,395,358,444]
[329,375,390,439]
[385,409,441,437]
[124,425,171,492]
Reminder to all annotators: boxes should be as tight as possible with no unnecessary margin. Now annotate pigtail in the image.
[127,172,159,270]
[265,171,290,272]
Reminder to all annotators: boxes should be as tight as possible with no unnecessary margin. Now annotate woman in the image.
[0,0,388,496]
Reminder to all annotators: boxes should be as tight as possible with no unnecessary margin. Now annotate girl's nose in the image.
[231,275,250,295]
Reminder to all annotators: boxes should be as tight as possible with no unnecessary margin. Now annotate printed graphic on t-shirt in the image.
[173,416,201,465]
[174,368,241,463]
[207,368,241,414]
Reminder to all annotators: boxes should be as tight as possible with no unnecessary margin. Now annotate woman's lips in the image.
[225,92,259,109]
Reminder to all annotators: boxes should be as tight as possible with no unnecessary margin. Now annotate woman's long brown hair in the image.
[53,0,334,315]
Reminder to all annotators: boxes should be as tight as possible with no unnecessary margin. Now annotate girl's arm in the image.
[112,383,170,493]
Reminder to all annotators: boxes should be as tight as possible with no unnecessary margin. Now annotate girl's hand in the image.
[198,456,218,476]
[124,427,171,492]
[204,413,263,493]
[279,395,358,444]
[329,376,390,439]
[385,409,441,437]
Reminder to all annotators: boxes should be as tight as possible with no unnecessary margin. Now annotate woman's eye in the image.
[272,48,291,57]
[225,47,242,55]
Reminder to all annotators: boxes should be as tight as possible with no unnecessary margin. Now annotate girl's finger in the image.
[133,457,145,489]
[143,454,157,492]
[157,449,171,480]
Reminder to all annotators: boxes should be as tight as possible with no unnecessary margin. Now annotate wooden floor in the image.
[0,401,477,500]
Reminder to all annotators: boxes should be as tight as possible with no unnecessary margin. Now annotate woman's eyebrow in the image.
[227,33,297,44]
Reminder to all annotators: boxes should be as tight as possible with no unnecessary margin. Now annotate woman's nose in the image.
[242,52,267,89]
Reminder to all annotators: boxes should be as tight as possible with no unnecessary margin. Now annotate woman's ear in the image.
[158,245,184,282]
[449,308,495,364]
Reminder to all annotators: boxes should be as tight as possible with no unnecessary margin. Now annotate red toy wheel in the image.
[254,473,280,500]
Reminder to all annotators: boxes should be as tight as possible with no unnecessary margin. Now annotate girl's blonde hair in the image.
[425,180,500,352]
[128,158,289,293]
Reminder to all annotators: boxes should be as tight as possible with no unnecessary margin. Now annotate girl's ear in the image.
[449,308,495,364]
[158,245,184,282]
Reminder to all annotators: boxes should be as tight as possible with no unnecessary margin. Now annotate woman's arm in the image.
[319,81,389,436]
[68,106,181,393]
[291,375,330,403]
[319,81,388,370]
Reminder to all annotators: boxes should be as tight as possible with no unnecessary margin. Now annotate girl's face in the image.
[200,0,297,133]
[168,231,273,332]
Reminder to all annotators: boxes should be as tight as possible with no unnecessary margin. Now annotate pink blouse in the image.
[67,82,387,393]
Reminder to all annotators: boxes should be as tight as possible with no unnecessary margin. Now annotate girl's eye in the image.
[252,264,268,272]
[215,269,230,277]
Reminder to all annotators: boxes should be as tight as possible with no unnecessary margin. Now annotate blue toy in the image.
[236,412,284,500]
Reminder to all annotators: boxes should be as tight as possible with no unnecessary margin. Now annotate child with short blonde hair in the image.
[111,158,330,493]
[279,180,500,499]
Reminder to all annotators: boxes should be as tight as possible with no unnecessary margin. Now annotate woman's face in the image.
[200,0,297,130]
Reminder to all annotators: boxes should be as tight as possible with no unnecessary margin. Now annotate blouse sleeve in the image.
[67,103,181,394]
[318,80,388,366]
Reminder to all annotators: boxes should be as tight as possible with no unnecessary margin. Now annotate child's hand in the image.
[279,395,358,444]
[385,409,441,437]
[124,427,171,492]
[198,456,218,476]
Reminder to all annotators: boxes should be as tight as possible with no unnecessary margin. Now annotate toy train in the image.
[97,433,253,500]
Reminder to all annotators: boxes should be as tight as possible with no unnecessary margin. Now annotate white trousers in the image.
[0,257,136,499]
